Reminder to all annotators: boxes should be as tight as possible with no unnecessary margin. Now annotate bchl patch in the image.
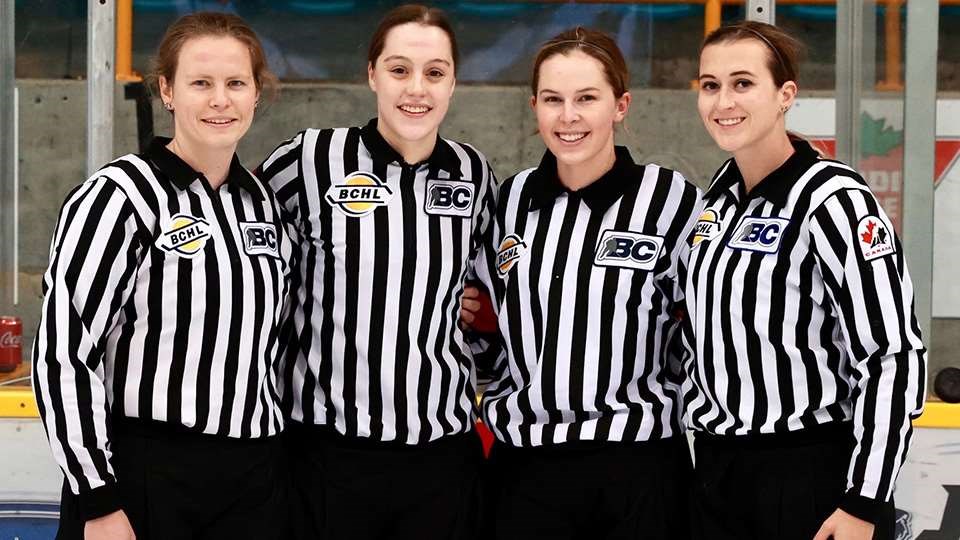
[239,222,280,258]
[325,171,393,217]
[692,209,722,247]
[424,179,475,217]
[727,217,790,253]
[158,213,211,258]
[496,234,527,277]
[594,230,664,271]
[857,216,896,261]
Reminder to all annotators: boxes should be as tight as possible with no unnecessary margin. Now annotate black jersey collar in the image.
[144,137,263,201]
[527,146,638,213]
[359,118,460,174]
[705,139,820,206]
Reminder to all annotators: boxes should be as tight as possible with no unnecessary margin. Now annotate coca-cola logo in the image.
[0,331,22,348]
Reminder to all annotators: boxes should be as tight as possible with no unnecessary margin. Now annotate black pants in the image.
[286,422,484,540]
[485,436,693,540]
[691,423,895,540]
[56,417,287,540]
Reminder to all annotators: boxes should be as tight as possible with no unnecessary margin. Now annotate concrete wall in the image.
[4,79,956,389]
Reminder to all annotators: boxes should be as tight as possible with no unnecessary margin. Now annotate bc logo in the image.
[594,230,664,271]
[325,171,394,217]
[239,222,280,258]
[727,217,790,253]
[157,213,211,258]
[425,179,475,217]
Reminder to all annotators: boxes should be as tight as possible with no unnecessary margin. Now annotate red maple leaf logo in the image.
[861,220,876,244]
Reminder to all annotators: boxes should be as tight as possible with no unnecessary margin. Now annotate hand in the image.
[813,509,874,540]
[85,510,136,540]
[460,285,497,333]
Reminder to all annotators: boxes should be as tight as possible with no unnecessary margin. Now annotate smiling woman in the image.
[31,12,293,540]
[255,4,497,540]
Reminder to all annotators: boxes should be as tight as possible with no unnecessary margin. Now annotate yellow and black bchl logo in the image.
[239,222,280,258]
[496,233,527,277]
[425,179,475,217]
[158,213,211,258]
[325,171,394,217]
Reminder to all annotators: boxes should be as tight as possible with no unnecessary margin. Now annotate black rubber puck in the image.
[934,367,960,404]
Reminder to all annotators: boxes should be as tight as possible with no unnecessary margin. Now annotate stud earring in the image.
[163,102,173,111]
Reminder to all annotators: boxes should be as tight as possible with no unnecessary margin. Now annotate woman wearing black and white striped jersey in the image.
[256,5,496,539]
[682,21,925,540]
[468,28,701,540]
[32,13,292,540]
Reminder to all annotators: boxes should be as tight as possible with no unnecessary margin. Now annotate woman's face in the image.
[532,50,629,171]
[159,35,258,154]
[368,22,456,153]
[697,39,796,155]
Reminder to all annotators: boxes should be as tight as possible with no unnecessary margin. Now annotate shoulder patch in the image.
[157,213,211,258]
[727,216,790,253]
[857,216,896,262]
[425,179,475,217]
[692,209,722,247]
[594,230,664,271]
[496,234,527,277]
[325,171,393,217]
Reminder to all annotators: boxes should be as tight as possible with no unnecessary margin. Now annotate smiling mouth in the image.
[202,118,237,127]
[715,117,745,127]
[557,132,588,143]
[398,104,431,116]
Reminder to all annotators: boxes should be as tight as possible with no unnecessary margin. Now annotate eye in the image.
[542,95,561,103]
[577,94,597,102]
[191,79,210,87]
[389,65,408,75]
[700,80,718,91]
[735,79,753,89]
[228,79,247,88]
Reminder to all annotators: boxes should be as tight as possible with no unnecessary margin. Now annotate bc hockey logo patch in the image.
[325,171,394,217]
[496,234,527,277]
[425,179,475,217]
[727,217,790,253]
[158,213,211,257]
[594,230,664,271]
[858,216,896,261]
[239,222,280,258]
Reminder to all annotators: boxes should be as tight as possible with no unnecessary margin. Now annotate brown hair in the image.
[531,27,629,98]
[701,21,804,88]
[146,12,278,103]
[368,4,459,74]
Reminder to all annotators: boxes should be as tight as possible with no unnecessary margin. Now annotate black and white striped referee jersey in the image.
[32,137,293,514]
[680,139,926,517]
[471,146,703,447]
[257,118,497,444]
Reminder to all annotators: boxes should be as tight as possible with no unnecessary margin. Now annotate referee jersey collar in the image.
[706,139,820,206]
[360,118,460,175]
[145,137,264,201]
[527,145,638,213]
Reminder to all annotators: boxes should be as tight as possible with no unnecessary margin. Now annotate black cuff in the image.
[838,491,884,525]
[77,482,122,521]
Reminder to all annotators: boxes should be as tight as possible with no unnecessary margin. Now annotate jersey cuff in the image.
[78,482,122,521]
[838,491,885,524]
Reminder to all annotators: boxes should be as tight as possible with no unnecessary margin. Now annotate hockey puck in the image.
[934,367,960,404]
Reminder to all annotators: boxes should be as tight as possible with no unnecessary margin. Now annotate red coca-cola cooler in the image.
[0,316,22,373]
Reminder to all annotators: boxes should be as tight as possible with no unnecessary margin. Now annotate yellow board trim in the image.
[0,389,40,418]
[2,390,959,426]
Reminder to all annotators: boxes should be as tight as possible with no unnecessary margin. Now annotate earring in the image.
[254,100,260,109]
[163,102,173,111]
[781,105,789,113]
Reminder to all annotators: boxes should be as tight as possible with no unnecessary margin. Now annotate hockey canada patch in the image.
[496,234,527,277]
[157,213,211,258]
[594,230,664,271]
[727,217,790,253]
[692,209,722,247]
[325,171,394,217]
[857,216,895,261]
[425,179,475,217]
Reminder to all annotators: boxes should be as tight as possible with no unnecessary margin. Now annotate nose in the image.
[717,85,736,110]
[209,83,229,109]
[407,73,426,96]
[561,101,579,123]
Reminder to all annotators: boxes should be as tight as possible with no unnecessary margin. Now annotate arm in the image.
[807,187,926,526]
[31,177,144,521]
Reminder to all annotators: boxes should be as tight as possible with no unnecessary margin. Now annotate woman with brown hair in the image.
[682,21,925,540]
[467,27,701,540]
[257,4,497,539]
[32,12,292,540]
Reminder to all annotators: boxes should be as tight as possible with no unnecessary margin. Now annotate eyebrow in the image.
[381,54,452,67]
[538,87,602,95]
[699,70,756,80]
